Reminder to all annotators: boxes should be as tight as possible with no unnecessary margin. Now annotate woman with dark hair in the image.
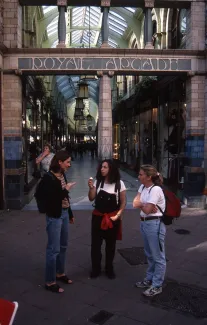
[40,150,76,293]
[133,164,166,297]
[88,159,126,279]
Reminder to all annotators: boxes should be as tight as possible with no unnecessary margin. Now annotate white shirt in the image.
[40,153,54,172]
[94,180,126,194]
[138,184,166,217]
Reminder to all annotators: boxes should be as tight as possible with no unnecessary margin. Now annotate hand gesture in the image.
[133,195,142,208]
[43,148,49,157]
[151,205,158,214]
[110,215,119,222]
[65,182,76,191]
[88,178,94,189]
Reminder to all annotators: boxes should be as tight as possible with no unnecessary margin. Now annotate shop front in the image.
[113,76,187,193]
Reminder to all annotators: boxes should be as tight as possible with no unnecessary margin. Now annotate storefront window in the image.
[178,9,187,48]
[113,124,120,160]
[158,99,186,188]
[171,9,187,49]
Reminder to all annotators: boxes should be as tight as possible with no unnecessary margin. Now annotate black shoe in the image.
[90,270,101,278]
[105,270,116,279]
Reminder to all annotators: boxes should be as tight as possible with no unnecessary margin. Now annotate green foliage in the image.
[135,76,157,99]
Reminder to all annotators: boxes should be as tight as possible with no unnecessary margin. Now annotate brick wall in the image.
[98,74,113,159]
[0,0,3,44]
[3,0,22,48]
[186,2,205,50]
[3,74,24,209]
[185,75,205,166]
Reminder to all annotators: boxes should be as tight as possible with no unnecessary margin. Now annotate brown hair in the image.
[140,164,163,186]
[44,143,52,151]
[50,150,71,173]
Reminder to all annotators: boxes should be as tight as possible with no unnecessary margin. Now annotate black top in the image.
[94,181,120,214]
[40,172,71,218]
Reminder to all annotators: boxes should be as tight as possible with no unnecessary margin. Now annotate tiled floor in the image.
[23,156,140,211]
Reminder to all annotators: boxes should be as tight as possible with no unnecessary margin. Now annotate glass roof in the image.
[42,6,136,48]
[42,6,137,113]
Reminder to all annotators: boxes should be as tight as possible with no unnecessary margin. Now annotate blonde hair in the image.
[140,164,163,186]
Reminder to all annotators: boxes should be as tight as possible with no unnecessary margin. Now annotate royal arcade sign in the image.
[18,56,192,73]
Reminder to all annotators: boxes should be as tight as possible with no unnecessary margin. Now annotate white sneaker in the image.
[143,286,162,297]
[135,280,152,288]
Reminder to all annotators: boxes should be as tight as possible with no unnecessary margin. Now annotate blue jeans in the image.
[45,209,69,284]
[140,219,166,287]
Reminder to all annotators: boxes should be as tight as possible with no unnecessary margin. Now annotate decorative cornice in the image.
[144,0,154,8]
[108,71,114,78]
[101,0,111,7]
[15,69,22,76]
[97,71,103,78]
[187,71,196,77]
[57,0,67,6]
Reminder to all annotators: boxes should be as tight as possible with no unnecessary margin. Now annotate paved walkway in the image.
[1,156,207,325]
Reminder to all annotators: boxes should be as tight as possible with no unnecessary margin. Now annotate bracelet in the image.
[89,186,94,190]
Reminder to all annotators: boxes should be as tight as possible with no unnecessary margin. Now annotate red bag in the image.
[160,189,181,225]
[142,185,181,225]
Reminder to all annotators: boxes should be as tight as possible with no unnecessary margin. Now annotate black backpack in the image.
[34,172,56,213]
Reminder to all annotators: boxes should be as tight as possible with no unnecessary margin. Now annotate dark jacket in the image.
[40,171,73,219]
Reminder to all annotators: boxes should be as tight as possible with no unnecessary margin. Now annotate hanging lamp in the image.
[78,81,89,99]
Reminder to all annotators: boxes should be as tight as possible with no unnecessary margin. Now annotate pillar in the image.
[3,74,24,209]
[204,76,207,195]
[144,0,154,49]
[186,1,205,51]
[184,0,206,207]
[184,75,205,207]
[3,0,22,48]
[100,0,110,48]
[0,0,3,44]
[2,0,24,209]
[56,0,67,48]
[98,72,113,160]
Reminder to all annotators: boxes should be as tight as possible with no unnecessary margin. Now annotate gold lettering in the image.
[170,59,178,70]
[65,58,78,70]
[55,58,67,69]
[159,59,168,70]
[105,58,117,70]
[142,59,153,70]
[131,58,141,70]
[44,58,55,70]
[121,58,130,69]
[34,58,43,69]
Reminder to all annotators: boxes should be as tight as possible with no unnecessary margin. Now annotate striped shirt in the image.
[56,174,69,209]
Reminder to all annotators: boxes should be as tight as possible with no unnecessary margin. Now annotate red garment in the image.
[92,209,122,240]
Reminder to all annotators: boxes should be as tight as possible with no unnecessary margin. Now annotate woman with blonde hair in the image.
[133,164,166,297]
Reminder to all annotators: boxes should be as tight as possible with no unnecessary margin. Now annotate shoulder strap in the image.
[115,180,121,193]
[63,173,67,183]
[141,184,155,193]
[48,171,55,180]
[149,184,155,193]
[96,179,104,190]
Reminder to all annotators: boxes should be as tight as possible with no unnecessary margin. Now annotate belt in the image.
[140,216,161,221]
